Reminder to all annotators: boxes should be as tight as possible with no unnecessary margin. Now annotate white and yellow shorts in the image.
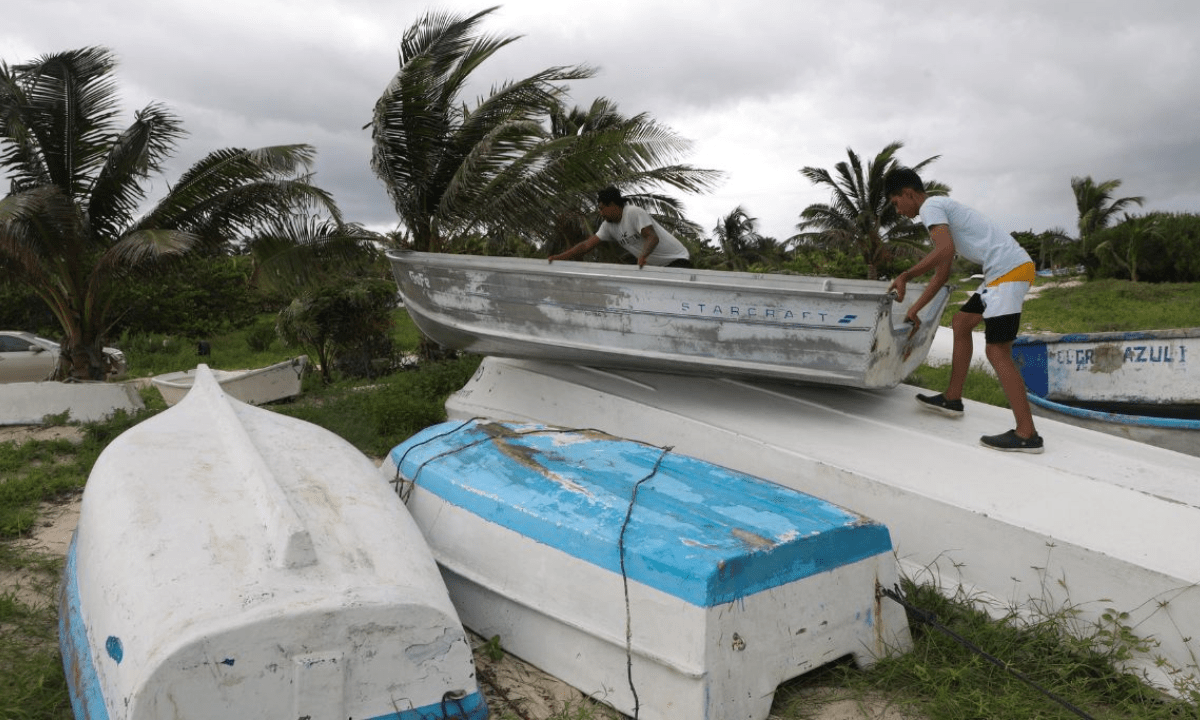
[962,262,1035,343]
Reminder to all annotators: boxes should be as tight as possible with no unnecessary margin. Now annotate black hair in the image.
[883,167,925,198]
[597,186,627,207]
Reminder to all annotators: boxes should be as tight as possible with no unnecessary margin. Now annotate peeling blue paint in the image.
[390,421,894,607]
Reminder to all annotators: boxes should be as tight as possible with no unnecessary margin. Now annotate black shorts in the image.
[961,293,1021,344]
[666,258,693,268]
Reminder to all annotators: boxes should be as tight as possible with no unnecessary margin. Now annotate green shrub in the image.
[277,278,399,383]
[109,254,278,338]
[244,320,278,352]
[1088,212,1200,282]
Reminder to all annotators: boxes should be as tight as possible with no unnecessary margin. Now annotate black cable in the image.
[616,445,673,720]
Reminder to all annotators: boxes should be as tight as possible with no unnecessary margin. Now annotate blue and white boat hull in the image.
[1014,327,1200,456]
[382,420,911,720]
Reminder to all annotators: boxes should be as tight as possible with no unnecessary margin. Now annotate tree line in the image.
[3,7,1197,380]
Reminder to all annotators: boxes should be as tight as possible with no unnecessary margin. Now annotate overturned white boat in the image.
[445,356,1200,697]
[151,355,307,406]
[387,250,950,389]
[61,365,486,720]
[382,419,911,720]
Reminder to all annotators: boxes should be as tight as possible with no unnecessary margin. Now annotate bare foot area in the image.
[1,425,85,607]
[1,491,82,608]
[0,424,86,446]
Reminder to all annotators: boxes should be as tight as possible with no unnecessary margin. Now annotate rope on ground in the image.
[878,585,1097,720]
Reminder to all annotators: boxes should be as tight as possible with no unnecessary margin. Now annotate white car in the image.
[0,330,128,382]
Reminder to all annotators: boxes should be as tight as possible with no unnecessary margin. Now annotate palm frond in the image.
[136,144,333,238]
[3,47,123,197]
[88,103,186,242]
[245,216,382,295]
[370,9,717,252]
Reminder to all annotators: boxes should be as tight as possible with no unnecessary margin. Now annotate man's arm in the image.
[889,225,955,326]
[548,235,601,263]
[636,225,661,268]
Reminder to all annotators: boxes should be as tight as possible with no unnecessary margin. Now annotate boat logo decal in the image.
[679,302,859,326]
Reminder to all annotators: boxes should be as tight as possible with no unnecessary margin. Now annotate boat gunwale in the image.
[150,356,306,391]
[1015,327,1200,346]
[1027,392,1200,430]
[386,249,911,301]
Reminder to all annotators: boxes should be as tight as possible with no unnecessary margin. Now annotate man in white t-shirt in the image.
[548,186,692,268]
[885,167,1043,454]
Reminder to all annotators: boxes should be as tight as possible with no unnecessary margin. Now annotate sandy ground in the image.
[0,424,917,720]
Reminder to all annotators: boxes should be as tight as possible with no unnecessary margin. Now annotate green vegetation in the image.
[370,8,719,254]
[0,569,69,720]
[2,285,1198,719]
[273,355,481,458]
[775,580,1200,720]
[1022,279,1200,333]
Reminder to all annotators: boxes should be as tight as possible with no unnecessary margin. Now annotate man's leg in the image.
[985,340,1037,439]
[945,309,983,400]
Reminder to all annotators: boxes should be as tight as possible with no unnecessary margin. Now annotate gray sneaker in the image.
[980,429,1045,454]
[916,393,964,418]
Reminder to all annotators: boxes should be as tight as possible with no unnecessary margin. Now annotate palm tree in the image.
[710,206,763,271]
[1094,213,1159,283]
[1071,176,1144,248]
[794,141,946,280]
[369,8,720,254]
[0,47,338,379]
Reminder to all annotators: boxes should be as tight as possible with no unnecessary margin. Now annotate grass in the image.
[1021,278,1200,333]
[3,282,1199,720]
[775,581,1200,720]
[116,316,311,378]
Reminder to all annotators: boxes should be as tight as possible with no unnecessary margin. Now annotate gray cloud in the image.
[3,0,1198,243]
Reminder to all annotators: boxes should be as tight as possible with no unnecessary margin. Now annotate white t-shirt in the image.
[918,196,1031,283]
[596,205,690,266]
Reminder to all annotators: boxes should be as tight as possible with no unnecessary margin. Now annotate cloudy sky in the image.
[4,0,1198,244]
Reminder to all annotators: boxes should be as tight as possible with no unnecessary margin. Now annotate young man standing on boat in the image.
[548,186,693,268]
[884,167,1044,454]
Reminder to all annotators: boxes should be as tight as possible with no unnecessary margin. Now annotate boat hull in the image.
[444,356,1200,697]
[382,420,911,720]
[151,355,307,406]
[1014,328,1199,406]
[61,365,486,720]
[0,380,143,425]
[387,251,949,388]
[1013,328,1199,456]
